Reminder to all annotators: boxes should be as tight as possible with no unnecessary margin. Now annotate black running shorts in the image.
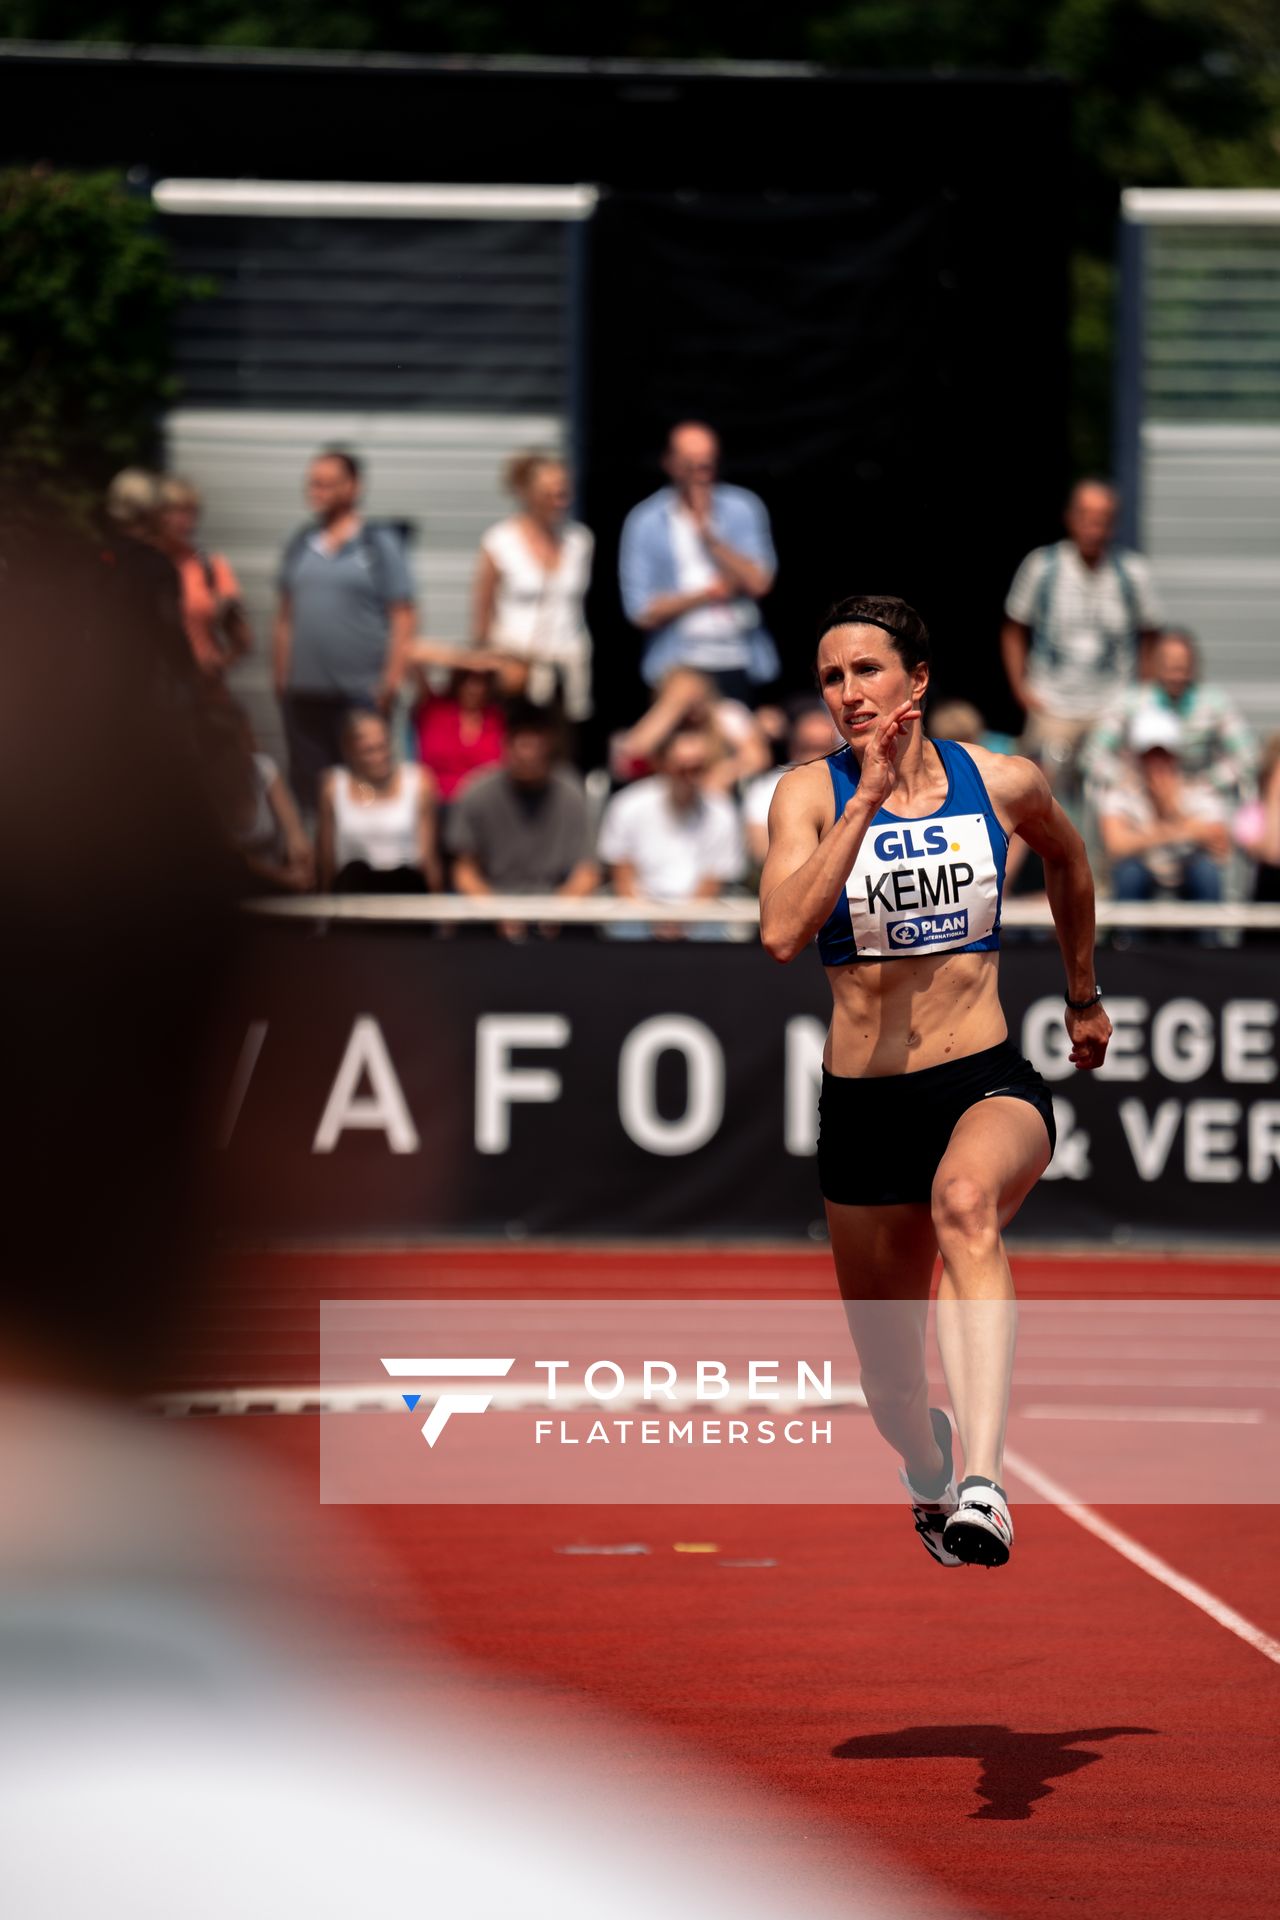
[817,1038,1057,1207]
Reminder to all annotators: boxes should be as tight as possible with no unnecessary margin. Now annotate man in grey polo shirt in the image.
[1000,478,1162,808]
[447,704,598,939]
[273,448,416,812]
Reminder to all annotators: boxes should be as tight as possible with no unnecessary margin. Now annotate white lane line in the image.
[1019,1405,1263,1424]
[1004,1447,1280,1670]
[149,1383,871,1417]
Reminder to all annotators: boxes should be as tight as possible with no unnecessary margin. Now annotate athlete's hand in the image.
[850,700,921,813]
[1066,1002,1111,1071]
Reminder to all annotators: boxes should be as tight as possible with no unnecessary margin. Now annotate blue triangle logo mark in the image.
[402,1393,421,1412]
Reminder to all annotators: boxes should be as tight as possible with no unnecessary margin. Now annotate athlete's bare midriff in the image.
[822,949,1007,1077]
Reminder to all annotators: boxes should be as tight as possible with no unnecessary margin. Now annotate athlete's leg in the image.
[826,1199,941,1488]
[930,1099,1052,1484]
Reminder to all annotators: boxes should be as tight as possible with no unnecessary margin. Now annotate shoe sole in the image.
[943,1517,1010,1568]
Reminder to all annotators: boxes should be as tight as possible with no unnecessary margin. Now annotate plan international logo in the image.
[381,1355,835,1450]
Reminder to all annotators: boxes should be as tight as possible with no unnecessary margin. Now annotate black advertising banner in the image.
[217,926,1280,1242]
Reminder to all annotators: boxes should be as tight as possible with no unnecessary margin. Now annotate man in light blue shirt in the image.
[618,422,779,702]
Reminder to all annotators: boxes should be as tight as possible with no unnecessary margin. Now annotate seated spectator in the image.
[445,703,598,938]
[744,701,842,870]
[472,452,594,723]
[597,726,745,939]
[1098,708,1229,914]
[156,475,253,685]
[1083,629,1256,807]
[609,665,770,794]
[619,422,779,703]
[318,709,442,894]
[413,665,507,804]
[202,702,314,895]
[928,698,1018,757]
[1234,731,1280,904]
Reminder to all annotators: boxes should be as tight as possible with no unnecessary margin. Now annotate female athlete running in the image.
[760,597,1111,1567]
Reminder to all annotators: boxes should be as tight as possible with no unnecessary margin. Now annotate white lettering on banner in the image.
[217,1019,268,1150]
[618,1015,724,1156]
[1184,1100,1242,1181]
[1249,1104,1280,1181]
[1094,998,1149,1082]
[1223,1002,1278,1084]
[1041,1098,1090,1179]
[1119,1098,1182,1181]
[1152,999,1215,1084]
[313,1015,419,1154]
[1021,999,1073,1081]
[785,1016,825,1156]
[475,1014,569,1154]
[1028,995,1278,1089]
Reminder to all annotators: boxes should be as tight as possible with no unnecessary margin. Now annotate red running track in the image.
[193,1247,1280,1918]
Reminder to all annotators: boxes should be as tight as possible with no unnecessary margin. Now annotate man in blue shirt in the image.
[273,448,416,813]
[618,422,779,703]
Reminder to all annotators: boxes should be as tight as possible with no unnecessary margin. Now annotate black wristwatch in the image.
[1065,985,1104,1011]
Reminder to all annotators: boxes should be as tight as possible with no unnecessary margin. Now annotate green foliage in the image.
[0,167,210,524]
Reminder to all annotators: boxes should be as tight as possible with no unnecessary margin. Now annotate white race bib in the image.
[847,812,1001,959]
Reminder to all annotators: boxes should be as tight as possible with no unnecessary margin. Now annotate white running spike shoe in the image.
[943,1476,1014,1568]
[899,1408,962,1567]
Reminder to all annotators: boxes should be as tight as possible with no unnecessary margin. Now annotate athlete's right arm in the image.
[758,768,874,964]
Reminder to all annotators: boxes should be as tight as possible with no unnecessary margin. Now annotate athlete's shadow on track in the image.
[832,1725,1157,1820]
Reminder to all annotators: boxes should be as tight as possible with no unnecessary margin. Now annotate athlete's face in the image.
[816,626,927,748]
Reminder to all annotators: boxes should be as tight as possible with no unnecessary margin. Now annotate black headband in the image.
[823,614,905,646]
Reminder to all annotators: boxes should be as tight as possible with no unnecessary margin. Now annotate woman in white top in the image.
[472,452,594,723]
[318,709,443,893]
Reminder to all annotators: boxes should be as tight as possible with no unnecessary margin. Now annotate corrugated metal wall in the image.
[163,215,571,411]
[1138,218,1280,744]
[161,213,572,760]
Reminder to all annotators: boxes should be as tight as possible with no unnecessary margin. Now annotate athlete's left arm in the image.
[987,754,1112,1072]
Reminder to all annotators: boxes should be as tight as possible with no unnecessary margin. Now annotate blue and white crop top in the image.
[817,737,1008,965]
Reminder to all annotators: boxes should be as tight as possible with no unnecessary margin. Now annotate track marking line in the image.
[1019,1405,1263,1424]
[1004,1447,1280,1669]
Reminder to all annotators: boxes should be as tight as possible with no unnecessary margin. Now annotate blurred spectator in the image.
[472,452,593,723]
[1098,708,1228,910]
[101,468,194,700]
[446,704,598,938]
[1234,731,1280,904]
[929,699,1029,891]
[317,709,442,894]
[203,702,313,896]
[414,665,507,805]
[1083,629,1255,807]
[156,475,253,686]
[619,422,778,702]
[274,449,416,814]
[928,698,1018,756]
[598,727,745,938]
[610,665,771,794]
[744,701,841,869]
[1001,479,1161,802]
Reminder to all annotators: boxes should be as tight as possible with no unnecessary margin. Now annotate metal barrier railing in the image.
[244,895,1280,930]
